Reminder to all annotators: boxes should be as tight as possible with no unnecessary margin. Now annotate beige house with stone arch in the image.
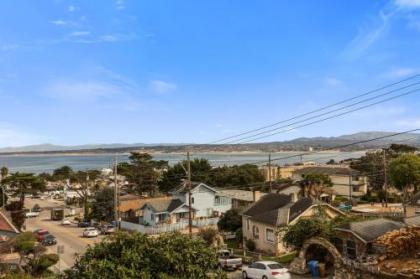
[242,193,345,255]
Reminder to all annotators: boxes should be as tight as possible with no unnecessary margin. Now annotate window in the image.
[346,240,356,259]
[266,228,274,243]
[332,237,343,253]
[256,263,266,270]
[252,225,259,239]
[191,197,194,204]
[247,219,250,231]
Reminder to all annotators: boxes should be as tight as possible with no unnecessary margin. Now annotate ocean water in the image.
[0,151,366,174]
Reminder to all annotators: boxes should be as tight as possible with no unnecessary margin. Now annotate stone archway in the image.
[289,236,343,275]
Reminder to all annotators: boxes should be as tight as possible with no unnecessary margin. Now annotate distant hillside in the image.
[0,131,418,155]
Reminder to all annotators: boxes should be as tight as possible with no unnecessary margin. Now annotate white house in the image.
[140,199,193,226]
[171,182,232,218]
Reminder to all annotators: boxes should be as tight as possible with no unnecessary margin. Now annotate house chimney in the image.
[253,190,261,202]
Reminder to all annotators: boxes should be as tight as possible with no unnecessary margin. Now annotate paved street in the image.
[227,269,311,279]
[24,198,103,271]
[24,198,319,278]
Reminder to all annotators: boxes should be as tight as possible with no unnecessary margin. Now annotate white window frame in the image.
[266,228,274,243]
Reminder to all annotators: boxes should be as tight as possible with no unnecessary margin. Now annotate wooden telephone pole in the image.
[268,153,272,192]
[114,157,119,230]
[187,152,193,236]
[383,149,388,207]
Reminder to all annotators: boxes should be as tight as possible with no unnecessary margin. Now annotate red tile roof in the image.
[0,211,19,234]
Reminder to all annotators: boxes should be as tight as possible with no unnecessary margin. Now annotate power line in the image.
[225,83,420,144]
[209,74,420,144]
[248,128,420,165]
[236,88,420,143]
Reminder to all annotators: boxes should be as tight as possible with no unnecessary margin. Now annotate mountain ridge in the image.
[0,131,418,154]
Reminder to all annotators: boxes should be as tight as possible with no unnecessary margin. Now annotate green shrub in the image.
[245,239,256,251]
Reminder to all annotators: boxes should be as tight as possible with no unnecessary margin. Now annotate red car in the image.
[34,229,49,242]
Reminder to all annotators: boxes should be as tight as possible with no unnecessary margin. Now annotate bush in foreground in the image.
[64,231,223,279]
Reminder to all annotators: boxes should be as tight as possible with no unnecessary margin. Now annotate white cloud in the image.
[149,80,177,94]
[45,80,125,102]
[68,5,77,12]
[383,67,418,78]
[342,9,394,60]
[50,19,68,26]
[115,0,125,10]
[325,77,342,87]
[68,31,90,37]
[395,0,420,8]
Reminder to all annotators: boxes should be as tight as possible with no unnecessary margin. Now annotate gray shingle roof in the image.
[289,197,313,221]
[243,194,313,226]
[338,218,404,242]
[141,198,187,213]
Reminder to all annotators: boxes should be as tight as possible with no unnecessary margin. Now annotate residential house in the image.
[216,189,264,211]
[140,199,194,226]
[260,162,316,181]
[0,210,19,241]
[118,194,173,221]
[292,166,368,198]
[242,193,344,255]
[333,218,404,259]
[171,182,232,217]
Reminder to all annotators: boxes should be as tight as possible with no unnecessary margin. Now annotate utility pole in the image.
[268,153,272,192]
[114,157,119,230]
[0,174,4,209]
[187,151,192,236]
[383,149,388,208]
[349,175,352,203]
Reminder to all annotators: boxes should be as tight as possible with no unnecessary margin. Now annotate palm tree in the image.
[299,173,333,201]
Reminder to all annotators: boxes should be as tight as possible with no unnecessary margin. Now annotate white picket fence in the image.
[121,217,219,235]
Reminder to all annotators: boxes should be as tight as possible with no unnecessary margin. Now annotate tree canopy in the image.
[64,231,223,279]
[89,187,115,222]
[118,152,168,195]
[217,209,242,232]
[299,173,332,200]
[389,153,420,193]
[351,144,417,191]
[1,173,46,204]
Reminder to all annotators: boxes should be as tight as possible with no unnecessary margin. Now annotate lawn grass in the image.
[262,251,298,264]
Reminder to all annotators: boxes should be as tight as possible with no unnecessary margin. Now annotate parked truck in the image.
[50,208,64,221]
[217,249,242,270]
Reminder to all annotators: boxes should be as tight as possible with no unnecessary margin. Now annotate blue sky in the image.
[0,0,420,147]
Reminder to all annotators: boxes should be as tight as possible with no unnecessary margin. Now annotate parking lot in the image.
[24,198,104,271]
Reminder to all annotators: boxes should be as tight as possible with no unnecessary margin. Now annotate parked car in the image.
[34,229,50,242]
[42,234,57,246]
[100,224,116,235]
[83,227,99,238]
[25,211,40,218]
[77,221,90,228]
[62,219,72,226]
[218,249,242,270]
[32,204,42,212]
[242,261,290,279]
